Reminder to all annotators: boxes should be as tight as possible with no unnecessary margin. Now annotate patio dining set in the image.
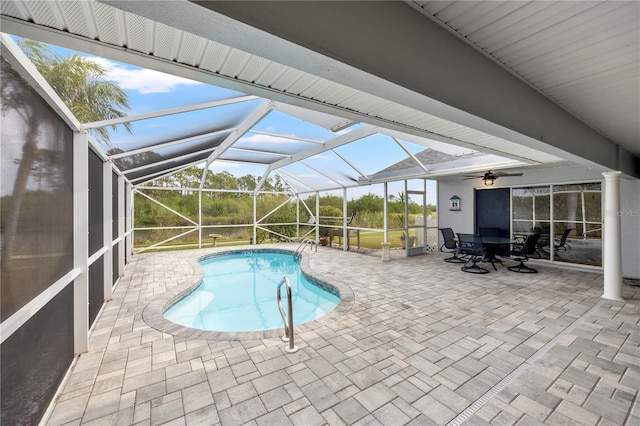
[438,227,572,274]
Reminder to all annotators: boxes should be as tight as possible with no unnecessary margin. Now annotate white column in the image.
[125,182,133,262]
[602,171,623,301]
[73,132,89,354]
[343,187,348,251]
[383,182,388,243]
[103,161,113,301]
[381,182,391,260]
[198,189,202,249]
[130,189,135,259]
[296,198,300,239]
[252,194,257,245]
[315,192,320,242]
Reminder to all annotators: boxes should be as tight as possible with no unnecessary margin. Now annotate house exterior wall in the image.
[438,166,640,279]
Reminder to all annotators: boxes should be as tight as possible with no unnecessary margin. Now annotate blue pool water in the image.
[163,250,340,332]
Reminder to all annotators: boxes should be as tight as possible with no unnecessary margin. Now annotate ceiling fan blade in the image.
[493,172,523,177]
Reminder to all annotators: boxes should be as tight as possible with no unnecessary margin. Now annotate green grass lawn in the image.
[135,229,419,252]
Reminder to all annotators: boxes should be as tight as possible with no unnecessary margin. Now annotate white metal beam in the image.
[134,189,199,226]
[129,160,205,184]
[248,130,324,145]
[203,100,273,166]
[117,174,125,278]
[267,125,379,171]
[227,147,290,157]
[109,128,236,160]
[253,168,272,196]
[331,149,369,182]
[277,169,318,192]
[299,160,345,188]
[256,197,291,224]
[73,131,89,355]
[392,137,430,174]
[198,100,272,191]
[0,33,83,132]
[125,182,133,263]
[83,95,259,129]
[123,147,218,175]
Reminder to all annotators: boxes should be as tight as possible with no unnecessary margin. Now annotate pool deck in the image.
[48,244,639,425]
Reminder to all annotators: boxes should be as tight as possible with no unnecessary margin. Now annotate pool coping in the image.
[141,246,355,341]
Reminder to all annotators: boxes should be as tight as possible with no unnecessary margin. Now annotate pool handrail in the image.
[293,238,316,261]
[277,277,298,353]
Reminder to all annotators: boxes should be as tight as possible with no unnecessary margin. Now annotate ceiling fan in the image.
[463,170,523,186]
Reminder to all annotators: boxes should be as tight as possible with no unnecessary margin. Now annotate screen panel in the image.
[0,58,74,321]
[1,285,74,425]
[112,171,119,239]
[89,255,105,326]
[88,149,104,255]
[113,245,119,286]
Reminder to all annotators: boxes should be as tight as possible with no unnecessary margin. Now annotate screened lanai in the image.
[1,2,639,425]
[1,33,544,254]
[105,90,535,253]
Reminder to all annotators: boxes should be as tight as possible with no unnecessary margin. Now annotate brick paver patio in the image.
[47,244,639,425]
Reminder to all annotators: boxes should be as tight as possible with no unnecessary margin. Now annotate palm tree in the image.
[18,39,132,144]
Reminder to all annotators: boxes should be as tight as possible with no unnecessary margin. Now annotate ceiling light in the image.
[483,175,496,186]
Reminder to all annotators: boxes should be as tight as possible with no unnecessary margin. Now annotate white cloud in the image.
[88,57,203,94]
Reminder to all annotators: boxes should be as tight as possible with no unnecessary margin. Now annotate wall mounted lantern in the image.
[449,195,461,211]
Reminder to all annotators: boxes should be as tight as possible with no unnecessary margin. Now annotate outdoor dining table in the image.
[480,237,515,270]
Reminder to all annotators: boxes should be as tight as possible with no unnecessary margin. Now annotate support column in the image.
[73,132,89,354]
[198,190,202,249]
[103,161,113,301]
[117,174,125,277]
[252,194,257,245]
[125,182,133,263]
[343,187,348,251]
[296,197,300,239]
[383,183,388,243]
[382,182,391,261]
[315,192,320,243]
[602,171,623,301]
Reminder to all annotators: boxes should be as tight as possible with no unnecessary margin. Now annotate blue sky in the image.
[16,36,438,203]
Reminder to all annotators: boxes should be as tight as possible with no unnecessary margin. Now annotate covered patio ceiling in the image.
[1,0,638,191]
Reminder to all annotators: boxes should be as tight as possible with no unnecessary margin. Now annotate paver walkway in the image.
[48,244,639,425]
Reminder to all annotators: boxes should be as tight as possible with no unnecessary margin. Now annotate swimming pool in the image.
[163,250,340,332]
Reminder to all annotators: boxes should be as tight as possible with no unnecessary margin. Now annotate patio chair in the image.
[507,233,540,273]
[554,228,573,252]
[457,233,489,274]
[534,233,550,258]
[439,228,465,263]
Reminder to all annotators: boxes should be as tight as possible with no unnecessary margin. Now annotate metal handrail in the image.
[277,277,298,353]
[293,238,316,261]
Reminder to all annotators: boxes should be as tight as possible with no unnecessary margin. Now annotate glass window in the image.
[553,183,602,267]
[511,182,602,267]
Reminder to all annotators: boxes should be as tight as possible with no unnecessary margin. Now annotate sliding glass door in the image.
[511,182,601,267]
[552,183,602,266]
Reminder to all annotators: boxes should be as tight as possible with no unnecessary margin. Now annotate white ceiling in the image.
[409,0,639,157]
[1,0,638,185]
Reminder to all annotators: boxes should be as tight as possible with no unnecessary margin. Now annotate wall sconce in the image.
[449,195,461,211]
